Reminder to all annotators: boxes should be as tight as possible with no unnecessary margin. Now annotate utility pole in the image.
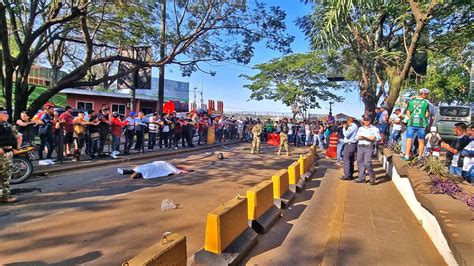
[131,46,137,113]
[469,44,473,103]
[329,100,334,114]
[157,0,166,114]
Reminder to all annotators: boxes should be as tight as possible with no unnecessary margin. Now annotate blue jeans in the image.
[337,139,344,161]
[319,134,325,149]
[389,130,401,144]
[112,135,121,153]
[449,166,462,176]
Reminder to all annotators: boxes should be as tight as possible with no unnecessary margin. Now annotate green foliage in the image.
[241,52,342,117]
[423,156,448,177]
[298,0,473,112]
[390,143,402,154]
[406,51,470,105]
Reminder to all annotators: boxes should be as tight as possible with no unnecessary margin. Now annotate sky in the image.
[161,0,365,116]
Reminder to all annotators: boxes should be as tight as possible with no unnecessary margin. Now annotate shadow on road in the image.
[5,251,103,265]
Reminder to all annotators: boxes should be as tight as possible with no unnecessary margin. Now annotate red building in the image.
[60,88,159,115]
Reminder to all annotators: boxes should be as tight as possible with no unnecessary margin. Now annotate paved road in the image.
[0,143,308,265]
[244,157,445,265]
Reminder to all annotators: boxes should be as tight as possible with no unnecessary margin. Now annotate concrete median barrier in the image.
[272,169,295,209]
[299,153,316,182]
[194,196,257,265]
[247,180,281,234]
[288,161,305,193]
[122,233,187,266]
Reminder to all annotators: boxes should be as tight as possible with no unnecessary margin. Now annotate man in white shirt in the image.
[340,117,359,180]
[355,115,381,185]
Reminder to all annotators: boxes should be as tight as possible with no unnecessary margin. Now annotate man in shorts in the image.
[402,88,430,161]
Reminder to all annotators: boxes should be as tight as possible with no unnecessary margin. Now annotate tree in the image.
[1,0,294,120]
[409,50,470,105]
[299,0,473,113]
[241,53,342,119]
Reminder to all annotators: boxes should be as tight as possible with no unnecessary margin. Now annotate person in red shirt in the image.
[59,105,75,156]
[110,112,129,158]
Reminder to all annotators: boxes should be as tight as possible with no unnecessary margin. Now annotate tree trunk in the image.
[3,70,13,120]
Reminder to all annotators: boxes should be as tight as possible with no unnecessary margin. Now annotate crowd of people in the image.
[15,103,254,161]
[243,89,473,184]
[1,87,473,204]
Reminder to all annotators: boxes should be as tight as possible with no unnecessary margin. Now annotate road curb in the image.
[32,141,241,176]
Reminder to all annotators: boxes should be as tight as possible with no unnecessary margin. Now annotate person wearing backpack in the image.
[401,88,431,161]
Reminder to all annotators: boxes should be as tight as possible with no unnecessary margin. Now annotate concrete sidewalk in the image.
[244,155,445,265]
[31,140,240,176]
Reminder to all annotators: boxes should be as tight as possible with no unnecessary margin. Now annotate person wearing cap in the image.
[355,115,381,185]
[134,112,147,152]
[402,88,431,161]
[378,106,389,143]
[0,107,22,203]
[110,112,129,158]
[124,111,138,154]
[424,126,442,157]
[388,109,402,145]
[251,120,263,154]
[38,103,57,160]
[278,118,291,156]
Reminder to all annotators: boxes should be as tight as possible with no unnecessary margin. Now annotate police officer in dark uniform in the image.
[0,107,22,203]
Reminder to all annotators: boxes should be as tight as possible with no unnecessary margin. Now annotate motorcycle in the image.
[10,146,35,184]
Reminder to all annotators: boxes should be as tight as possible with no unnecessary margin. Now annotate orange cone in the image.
[325,132,338,159]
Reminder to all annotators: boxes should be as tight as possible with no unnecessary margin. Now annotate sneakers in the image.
[353,179,365,183]
[401,155,410,161]
[0,197,17,204]
[370,179,376,185]
[110,151,119,159]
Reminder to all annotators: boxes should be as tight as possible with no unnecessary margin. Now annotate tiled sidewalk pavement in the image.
[245,156,445,265]
[326,160,445,265]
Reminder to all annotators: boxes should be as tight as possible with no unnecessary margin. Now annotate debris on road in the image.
[161,199,178,211]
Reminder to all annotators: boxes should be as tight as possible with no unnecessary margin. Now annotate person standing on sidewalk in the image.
[59,105,75,157]
[87,110,100,159]
[134,112,147,152]
[159,113,172,150]
[124,112,138,154]
[16,111,42,146]
[110,112,129,158]
[97,105,111,157]
[278,118,290,156]
[0,107,22,204]
[251,120,263,154]
[38,103,57,160]
[340,117,358,180]
[148,112,159,150]
[355,115,381,185]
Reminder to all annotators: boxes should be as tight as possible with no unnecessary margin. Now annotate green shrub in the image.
[423,156,448,177]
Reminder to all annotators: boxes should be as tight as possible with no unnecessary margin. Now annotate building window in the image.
[77,101,93,111]
[141,107,153,115]
[112,104,126,115]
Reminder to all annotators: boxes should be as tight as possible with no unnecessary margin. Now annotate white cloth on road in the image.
[132,161,184,179]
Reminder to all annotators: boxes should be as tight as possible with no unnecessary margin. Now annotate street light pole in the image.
[329,101,334,114]
[157,0,166,114]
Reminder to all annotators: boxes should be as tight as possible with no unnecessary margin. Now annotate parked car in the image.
[434,105,473,141]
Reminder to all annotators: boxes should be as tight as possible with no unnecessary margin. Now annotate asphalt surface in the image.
[0,143,309,265]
